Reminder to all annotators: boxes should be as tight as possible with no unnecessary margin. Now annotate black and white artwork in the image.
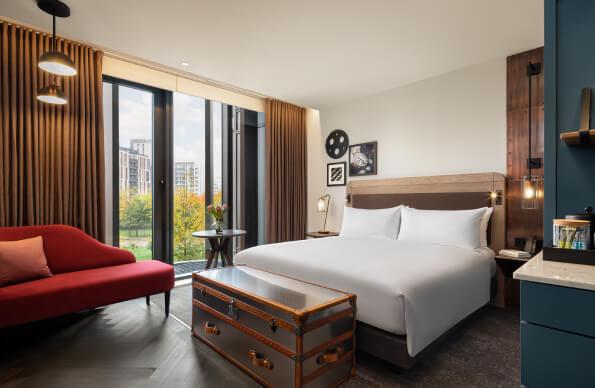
[327,162,346,186]
[349,141,377,176]
[325,129,349,159]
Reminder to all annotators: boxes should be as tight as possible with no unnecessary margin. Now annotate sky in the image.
[117,85,224,193]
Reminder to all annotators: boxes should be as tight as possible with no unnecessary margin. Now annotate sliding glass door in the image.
[104,77,168,262]
[117,85,154,260]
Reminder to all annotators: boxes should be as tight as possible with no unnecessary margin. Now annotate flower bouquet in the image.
[207,204,228,233]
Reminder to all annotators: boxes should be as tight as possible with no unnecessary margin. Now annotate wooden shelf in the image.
[561,88,595,146]
[560,129,595,146]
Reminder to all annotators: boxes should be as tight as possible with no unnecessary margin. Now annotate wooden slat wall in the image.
[506,47,544,248]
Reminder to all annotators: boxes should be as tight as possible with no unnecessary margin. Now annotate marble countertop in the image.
[514,252,595,291]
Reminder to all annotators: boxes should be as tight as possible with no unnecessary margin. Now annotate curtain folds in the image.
[0,21,105,241]
[265,99,307,243]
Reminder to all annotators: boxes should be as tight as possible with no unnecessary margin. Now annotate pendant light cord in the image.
[527,62,533,177]
[52,14,56,51]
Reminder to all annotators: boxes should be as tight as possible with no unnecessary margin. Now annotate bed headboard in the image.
[346,172,506,252]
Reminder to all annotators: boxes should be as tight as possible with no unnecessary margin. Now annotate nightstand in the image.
[306,231,339,238]
[495,255,531,308]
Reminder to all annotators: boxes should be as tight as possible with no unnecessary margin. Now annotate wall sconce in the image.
[317,194,331,234]
[521,175,540,210]
[521,62,543,209]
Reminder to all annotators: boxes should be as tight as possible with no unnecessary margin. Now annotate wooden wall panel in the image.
[506,47,544,248]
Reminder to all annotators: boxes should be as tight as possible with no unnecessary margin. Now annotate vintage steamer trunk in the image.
[192,265,356,388]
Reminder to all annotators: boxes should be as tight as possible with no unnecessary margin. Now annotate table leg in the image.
[205,248,216,269]
[220,237,233,266]
[206,238,220,269]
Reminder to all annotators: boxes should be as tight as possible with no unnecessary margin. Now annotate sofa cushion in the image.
[0,236,52,286]
[0,260,174,328]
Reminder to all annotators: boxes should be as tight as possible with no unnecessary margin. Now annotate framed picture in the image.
[327,162,346,186]
[349,141,377,176]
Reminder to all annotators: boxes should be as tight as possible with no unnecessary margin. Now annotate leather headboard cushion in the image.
[351,192,491,211]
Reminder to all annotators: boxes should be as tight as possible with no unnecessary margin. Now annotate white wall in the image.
[306,109,324,233]
[308,58,507,232]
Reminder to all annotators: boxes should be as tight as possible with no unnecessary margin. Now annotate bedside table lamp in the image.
[317,194,331,234]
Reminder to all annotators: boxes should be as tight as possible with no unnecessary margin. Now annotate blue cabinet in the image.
[520,281,595,387]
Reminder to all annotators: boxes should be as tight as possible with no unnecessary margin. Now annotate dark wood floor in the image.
[0,297,260,388]
[0,288,520,388]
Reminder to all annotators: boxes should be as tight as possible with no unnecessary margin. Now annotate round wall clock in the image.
[325,129,349,159]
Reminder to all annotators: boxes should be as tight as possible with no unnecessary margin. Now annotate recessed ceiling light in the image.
[180,61,190,67]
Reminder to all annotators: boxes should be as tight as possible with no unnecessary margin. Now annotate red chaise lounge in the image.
[0,225,174,328]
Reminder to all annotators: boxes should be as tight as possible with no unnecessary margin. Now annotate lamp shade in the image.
[38,50,77,76]
[521,175,539,209]
[317,197,328,212]
[37,83,67,105]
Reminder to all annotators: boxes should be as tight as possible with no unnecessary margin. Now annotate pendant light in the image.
[521,62,542,210]
[37,80,67,105]
[36,0,75,105]
[37,0,76,76]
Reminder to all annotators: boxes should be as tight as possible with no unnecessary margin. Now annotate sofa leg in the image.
[164,291,171,317]
[146,295,150,305]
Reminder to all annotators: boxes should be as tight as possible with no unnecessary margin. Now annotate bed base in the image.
[356,310,475,370]
[357,276,497,369]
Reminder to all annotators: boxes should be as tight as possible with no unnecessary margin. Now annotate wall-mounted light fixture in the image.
[521,62,543,209]
[317,194,331,234]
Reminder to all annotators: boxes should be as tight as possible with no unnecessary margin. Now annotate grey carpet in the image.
[155,284,520,388]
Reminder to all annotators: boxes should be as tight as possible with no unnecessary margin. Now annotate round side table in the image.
[191,229,247,269]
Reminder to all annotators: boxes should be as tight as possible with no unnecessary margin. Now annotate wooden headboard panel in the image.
[346,173,506,252]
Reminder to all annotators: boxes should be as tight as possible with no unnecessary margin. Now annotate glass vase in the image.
[213,220,224,233]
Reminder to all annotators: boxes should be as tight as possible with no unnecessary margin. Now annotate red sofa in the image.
[0,225,174,328]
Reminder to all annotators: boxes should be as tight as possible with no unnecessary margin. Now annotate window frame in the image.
[104,77,237,269]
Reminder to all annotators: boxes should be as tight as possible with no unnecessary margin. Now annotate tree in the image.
[121,194,152,237]
[173,188,205,260]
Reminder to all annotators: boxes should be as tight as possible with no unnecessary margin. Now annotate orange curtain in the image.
[265,99,307,243]
[0,21,105,241]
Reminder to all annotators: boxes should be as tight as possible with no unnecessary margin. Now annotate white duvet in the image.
[235,237,496,357]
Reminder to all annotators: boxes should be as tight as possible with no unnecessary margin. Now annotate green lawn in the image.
[119,228,207,262]
[125,245,153,260]
[120,228,152,260]
[120,229,151,237]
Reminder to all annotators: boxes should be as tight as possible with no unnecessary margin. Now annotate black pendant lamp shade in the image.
[38,50,77,77]
[37,81,67,105]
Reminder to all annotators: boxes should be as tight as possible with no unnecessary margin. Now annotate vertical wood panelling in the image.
[506,47,544,248]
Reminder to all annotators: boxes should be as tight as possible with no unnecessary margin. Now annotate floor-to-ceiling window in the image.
[172,93,206,264]
[211,101,223,203]
[103,77,262,277]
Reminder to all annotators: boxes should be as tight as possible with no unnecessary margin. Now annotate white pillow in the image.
[398,207,487,249]
[340,206,402,239]
[480,207,493,248]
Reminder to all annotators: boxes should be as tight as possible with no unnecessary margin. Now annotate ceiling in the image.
[2,0,543,109]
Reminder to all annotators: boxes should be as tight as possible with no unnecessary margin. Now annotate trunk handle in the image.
[316,346,344,365]
[248,350,274,370]
[204,322,220,335]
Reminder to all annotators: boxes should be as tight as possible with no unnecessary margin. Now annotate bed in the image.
[235,172,506,369]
